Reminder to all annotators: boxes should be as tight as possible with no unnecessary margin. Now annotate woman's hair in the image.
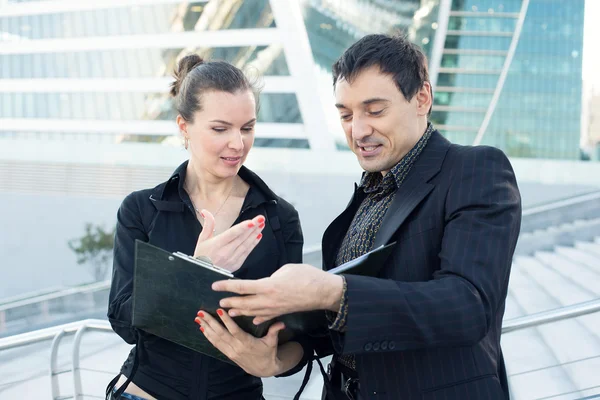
[170,54,260,122]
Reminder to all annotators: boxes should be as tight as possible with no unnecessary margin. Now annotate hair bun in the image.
[170,54,205,97]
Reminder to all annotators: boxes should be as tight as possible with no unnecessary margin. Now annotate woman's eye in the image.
[369,110,383,116]
[242,126,255,132]
[341,114,352,121]
[212,127,227,133]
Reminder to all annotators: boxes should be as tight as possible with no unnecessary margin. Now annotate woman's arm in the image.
[107,192,148,344]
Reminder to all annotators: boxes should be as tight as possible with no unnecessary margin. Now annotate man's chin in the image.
[356,158,384,174]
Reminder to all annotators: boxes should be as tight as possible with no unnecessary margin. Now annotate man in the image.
[207,34,522,399]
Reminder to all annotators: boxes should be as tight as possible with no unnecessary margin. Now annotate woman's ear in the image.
[176,115,188,138]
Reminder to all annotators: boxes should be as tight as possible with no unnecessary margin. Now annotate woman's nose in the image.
[229,132,244,150]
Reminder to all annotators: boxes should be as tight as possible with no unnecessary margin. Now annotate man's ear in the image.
[416,82,433,116]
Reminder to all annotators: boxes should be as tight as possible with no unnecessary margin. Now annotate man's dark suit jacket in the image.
[315,130,522,400]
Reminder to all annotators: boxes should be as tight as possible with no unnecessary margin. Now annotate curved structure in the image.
[429,0,585,159]
[473,0,530,145]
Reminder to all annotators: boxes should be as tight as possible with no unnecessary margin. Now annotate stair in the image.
[504,236,600,399]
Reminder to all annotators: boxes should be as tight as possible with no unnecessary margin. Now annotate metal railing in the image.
[520,189,600,234]
[0,281,111,336]
[1,297,600,400]
[0,247,324,337]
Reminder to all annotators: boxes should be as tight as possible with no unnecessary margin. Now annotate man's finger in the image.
[219,294,266,312]
[253,316,276,325]
[197,210,215,242]
[212,278,264,295]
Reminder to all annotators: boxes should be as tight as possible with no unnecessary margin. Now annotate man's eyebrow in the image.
[335,98,390,109]
[362,97,390,105]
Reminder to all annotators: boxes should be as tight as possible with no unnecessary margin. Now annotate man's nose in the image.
[352,117,372,141]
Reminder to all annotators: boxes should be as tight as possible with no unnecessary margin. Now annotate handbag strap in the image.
[292,355,344,400]
[264,199,288,266]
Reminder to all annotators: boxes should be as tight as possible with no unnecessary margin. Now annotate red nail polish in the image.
[258,223,265,229]
[217,309,224,316]
[200,212,205,218]
[248,222,255,228]
[194,317,201,324]
[197,311,204,318]
[257,216,265,224]
[200,327,205,333]
[257,233,263,240]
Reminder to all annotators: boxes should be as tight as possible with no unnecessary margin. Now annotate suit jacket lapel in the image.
[373,130,451,248]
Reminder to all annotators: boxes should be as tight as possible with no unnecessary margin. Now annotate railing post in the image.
[50,330,67,400]
[72,325,88,400]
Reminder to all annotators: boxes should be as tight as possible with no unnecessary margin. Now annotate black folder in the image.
[132,240,395,363]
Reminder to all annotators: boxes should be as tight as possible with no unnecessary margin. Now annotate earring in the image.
[184,136,189,150]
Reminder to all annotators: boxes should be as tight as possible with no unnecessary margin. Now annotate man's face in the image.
[334,66,431,175]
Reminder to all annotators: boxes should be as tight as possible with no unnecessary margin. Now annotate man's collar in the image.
[359,123,435,191]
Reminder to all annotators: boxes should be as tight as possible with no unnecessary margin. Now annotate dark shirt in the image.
[329,124,433,373]
[107,161,305,400]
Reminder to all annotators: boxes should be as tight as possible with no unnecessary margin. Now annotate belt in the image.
[342,375,361,400]
[327,361,362,400]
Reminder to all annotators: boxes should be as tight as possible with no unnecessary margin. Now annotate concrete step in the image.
[515,218,600,256]
[575,240,600,258]
[534,251,600,297]
[554,245,600,275]
[505,254,600,399]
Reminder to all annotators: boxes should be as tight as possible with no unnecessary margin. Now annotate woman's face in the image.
[179,89,256,179]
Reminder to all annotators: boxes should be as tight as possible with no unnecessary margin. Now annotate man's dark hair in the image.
[332,34,431,111]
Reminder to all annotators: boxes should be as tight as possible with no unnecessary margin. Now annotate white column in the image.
[269,0,336,150]
[429,0,453,91]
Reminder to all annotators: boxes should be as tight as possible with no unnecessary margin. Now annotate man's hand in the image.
[195,308,291,377]
[212,264,344,324]
[193,210,265,273]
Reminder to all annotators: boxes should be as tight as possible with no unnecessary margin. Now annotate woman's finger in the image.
[196,311,235,356]
[217,215,264,248]
[263,322,286,349]
[197,210,215,242]
[216,308,244,337]
[217,217,265,260]
[228,232,263,268]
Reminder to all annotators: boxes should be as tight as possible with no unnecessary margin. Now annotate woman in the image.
[107,55,310,400]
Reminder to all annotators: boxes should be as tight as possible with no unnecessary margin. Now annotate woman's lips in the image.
[221,156,242,166]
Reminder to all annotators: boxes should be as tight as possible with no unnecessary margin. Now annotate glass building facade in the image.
[434,0,585,159]
[0,0,587,159]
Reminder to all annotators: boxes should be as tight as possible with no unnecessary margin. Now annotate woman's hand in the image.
[195,309,287,377]
[193,210,265,273]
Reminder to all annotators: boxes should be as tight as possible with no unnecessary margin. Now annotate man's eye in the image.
[341,114,352,121]
[369,110,383,116]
